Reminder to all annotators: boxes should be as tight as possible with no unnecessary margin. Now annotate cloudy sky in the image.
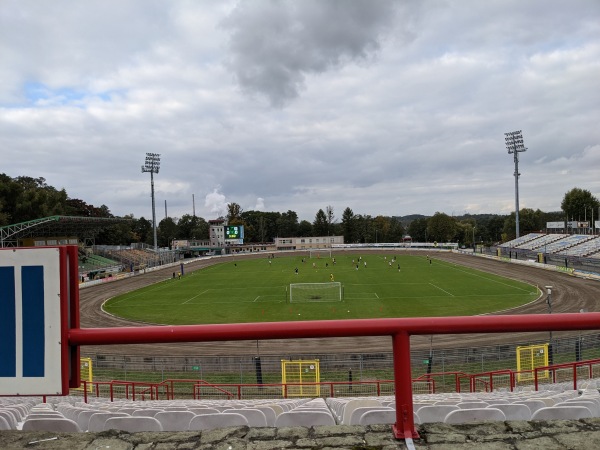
[1,1,599,222]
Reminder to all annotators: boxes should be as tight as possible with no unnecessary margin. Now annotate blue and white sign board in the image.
[0,248,64,395]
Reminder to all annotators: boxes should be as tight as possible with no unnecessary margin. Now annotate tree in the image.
[427,212,458,242]
[177,214,208,239]
[227,202,243,224]
[561,188,600,222]
[407,217,429,242]
[353,214,373,243]
[313,209,328,236]
[502,208,545,240]
[388,217,405,242]
[132,217,153,244]
[326,205,335,236]
[297,220,313,237]
[341,207,356,243]
[276,210,299,237]
[157,217,178,248]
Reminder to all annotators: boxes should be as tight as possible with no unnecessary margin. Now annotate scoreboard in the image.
[224,225,244,241]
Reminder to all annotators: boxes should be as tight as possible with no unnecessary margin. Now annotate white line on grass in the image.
[181,289,209,305]
[441,261,532,293]
[429,283,454,297]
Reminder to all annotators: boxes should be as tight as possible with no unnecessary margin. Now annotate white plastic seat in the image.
[132,408,164,417]
[516,400,547,415]
[252,406,277,426]
[188,413,248,431]
[76,410,102,431]
[444,408,506,424]
[339,399,382,425]
[457,401,489,409]
[22,418,81,432]
[0,417,11,431]
[358,409,396,426]
[274,411,336,427]
[154,411,196,431]
[556,400,600,417]
[417,405,459,424]
[487,404,531,421]
[0,411,17,429]
[87,412,130,432]
[348,407,394,425]
[224,409,268,427]
[187,407,220,415]
[531,406,593,421]
[103,416,163,432]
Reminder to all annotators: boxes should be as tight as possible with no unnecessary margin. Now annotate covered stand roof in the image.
[0,215,130,247]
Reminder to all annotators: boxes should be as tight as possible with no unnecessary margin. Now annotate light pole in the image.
[142,153,161,251]
[546,285,553,365]
[505,130,527,238]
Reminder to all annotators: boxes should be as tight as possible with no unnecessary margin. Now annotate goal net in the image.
[289,282,342,303]
[309,249,332,258]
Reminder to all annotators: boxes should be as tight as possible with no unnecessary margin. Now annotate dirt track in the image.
[78,251,600,357]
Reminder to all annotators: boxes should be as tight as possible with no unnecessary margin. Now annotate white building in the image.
[274,235,344,251]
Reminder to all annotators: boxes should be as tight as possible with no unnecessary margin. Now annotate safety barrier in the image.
[69,312,600,440]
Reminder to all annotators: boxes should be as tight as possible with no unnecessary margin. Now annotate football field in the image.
[103,254,538,325]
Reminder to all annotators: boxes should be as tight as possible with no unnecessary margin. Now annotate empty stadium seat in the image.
[21,418,82,432]
[87,412,131,432]
[417,405,459,424]
[103,416,163,432]
[154,411,196,431]
[358,409,397,426]
[444,408,506,424]
[487,404,531,421]
[0,417,11,431]
[531,406,593,421]
[188,413,249,431]
[274,410,336,427]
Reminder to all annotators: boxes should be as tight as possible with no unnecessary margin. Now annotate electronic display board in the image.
[224,225,244,240]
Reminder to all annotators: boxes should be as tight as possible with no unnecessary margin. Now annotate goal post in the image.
[289,282,342,303]
[309,249,332,258]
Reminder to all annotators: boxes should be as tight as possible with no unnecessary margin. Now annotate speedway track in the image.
[78,251,600,357]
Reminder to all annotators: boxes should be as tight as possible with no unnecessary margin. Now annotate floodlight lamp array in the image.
[141,152,161,173]
[504,130,527,154]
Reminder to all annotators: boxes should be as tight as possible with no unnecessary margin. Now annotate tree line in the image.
[1,174,598,248]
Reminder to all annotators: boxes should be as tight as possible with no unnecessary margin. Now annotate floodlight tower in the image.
[505,130,527,238]
[142,152,161,251]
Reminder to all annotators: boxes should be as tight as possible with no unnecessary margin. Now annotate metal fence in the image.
[82,331,600,391]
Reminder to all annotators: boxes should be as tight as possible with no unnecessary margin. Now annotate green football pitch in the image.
[103,254,538,325]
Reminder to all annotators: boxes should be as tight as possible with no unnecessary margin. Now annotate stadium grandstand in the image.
[501,233,600,257]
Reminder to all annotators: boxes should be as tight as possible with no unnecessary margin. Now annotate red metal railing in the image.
[69,312,600,440]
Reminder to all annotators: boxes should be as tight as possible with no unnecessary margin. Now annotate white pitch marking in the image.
[182,289,209,305]
[429,283,454,297]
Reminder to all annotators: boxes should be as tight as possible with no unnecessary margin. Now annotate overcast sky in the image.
[1,1,599,223]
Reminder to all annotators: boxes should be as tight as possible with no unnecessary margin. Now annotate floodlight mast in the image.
[141,153,161,251]
[504,130,527,238]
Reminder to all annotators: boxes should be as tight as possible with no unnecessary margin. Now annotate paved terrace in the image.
[1,420,600,449]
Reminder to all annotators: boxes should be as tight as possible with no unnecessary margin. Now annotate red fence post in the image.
[392,331,419,440]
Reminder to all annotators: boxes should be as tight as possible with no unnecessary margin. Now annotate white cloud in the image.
[204,187,228,216]
[0,0,599,221]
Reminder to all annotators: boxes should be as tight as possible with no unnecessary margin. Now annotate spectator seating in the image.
[6,384,600,434]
